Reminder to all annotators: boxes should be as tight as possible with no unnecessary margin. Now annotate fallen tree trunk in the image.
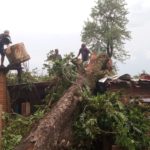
[15,53,111,150]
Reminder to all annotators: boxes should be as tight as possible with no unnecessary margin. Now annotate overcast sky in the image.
[0,0,150,76]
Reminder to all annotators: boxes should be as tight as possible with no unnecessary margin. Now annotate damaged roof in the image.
[99,73,150,103]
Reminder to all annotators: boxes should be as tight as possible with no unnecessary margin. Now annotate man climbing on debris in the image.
[77,43,91,66]
[0,30,12,67]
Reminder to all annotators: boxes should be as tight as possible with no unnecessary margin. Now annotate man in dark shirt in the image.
[77,43,91,63]
[0,30,12,66]
[53,49,62,60]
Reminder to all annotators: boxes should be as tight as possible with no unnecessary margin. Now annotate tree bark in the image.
[106,39,113,58]
[15,53,111,150]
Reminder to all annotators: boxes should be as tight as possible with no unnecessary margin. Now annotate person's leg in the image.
[17,65,22,83]
[0,49,2,66]
[0,48,5,66]
[1,55,4,66]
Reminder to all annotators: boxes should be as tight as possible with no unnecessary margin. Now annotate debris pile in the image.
[97,73,150,103]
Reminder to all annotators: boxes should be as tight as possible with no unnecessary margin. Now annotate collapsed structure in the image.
[0,45,149,150]
[97,73,150,103]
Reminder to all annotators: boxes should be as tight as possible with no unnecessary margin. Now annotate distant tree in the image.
[82,0,131,61]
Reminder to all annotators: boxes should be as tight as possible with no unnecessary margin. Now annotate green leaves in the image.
[82,0,131,61]
[2,109,44,150]
[74,92,150,150]
[43,52,79,106]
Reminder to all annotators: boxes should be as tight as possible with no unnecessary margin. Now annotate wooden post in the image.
[21,102,31,116]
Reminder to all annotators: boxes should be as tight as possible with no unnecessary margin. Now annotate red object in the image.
[140,74,150,81]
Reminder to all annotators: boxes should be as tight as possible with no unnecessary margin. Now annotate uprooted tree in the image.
[14,53,112,150]
[4,52,150,150]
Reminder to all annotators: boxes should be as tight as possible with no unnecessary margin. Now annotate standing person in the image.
[53,49,62,60]
[77,43,91,64]
[0,30,12,67]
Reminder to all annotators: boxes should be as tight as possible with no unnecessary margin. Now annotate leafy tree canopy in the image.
[82,0,131,61]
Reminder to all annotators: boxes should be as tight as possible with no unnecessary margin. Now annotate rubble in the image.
[96,73,150,103]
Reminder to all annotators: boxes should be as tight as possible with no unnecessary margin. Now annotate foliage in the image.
[7,50,78,87]
[43,51,78,105]
[4,51,80,149]
[2,109,45,150]
[43,51,77,79]
[82,0,131,61]
[7,68,49,85]
[4,51,79,149]
[73,91,150,150]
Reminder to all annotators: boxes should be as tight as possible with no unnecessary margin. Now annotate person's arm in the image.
[88,48,91,54]
[6,42,11,48]
[6,43,11,48]
[87,49,92,60]
[4,35,12,47]
[77,49,81,58]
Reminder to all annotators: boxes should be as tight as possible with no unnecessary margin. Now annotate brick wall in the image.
[0,71,7,112]
[0,71,8,130]
[108,84,150,98]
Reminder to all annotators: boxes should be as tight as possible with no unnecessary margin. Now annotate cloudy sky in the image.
[0,0,150,76]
